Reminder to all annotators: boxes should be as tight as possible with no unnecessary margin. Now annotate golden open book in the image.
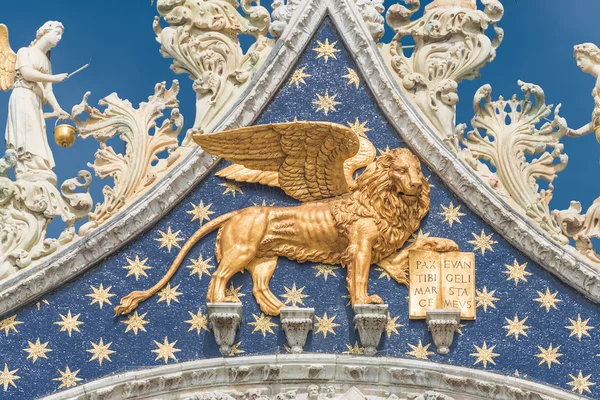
[408,250,476,320]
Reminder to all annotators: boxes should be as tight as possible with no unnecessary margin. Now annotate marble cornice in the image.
[42,354,587,400]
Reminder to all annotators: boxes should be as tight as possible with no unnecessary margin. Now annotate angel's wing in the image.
[194,121,367,202]
[0,24,16,92]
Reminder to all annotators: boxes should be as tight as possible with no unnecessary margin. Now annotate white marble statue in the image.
[0,21,70,182]
[0,22,93,279]
[557,43,600,141]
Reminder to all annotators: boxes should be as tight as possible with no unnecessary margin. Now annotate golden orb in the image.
[54,124,77,148]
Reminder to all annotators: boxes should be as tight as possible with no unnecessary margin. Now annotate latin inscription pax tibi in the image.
[408,250,476,320]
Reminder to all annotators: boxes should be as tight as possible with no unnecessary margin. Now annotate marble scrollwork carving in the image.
[554,201,600,267]
[43,354,582,400]
[380,0,504,136]
[73,80,185,235]
[0,150,92,279]
[271,0,303,38]
[452,80,569,244]
[0,0,279,277]
[551,43,600,266]
[354,0,385,42]
[153,0,275,141]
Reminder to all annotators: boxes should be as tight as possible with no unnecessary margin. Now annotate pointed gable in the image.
[0,2,598,399]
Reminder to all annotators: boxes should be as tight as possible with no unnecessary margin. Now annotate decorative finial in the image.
[425,0,476,11]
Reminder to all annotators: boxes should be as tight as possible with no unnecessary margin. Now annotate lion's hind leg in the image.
[207,209,268,303]
[246,257,284,316]
[207,247,257,303]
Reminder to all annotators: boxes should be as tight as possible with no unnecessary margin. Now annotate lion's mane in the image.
[332,148,430,264]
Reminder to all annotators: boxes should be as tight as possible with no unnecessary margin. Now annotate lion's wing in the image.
[214,133,376,190]
[0,25,16,92]
[194,121,361,202]
[215,164,280,187]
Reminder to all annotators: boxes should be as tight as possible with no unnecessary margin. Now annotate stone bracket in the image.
[280,307,314,354]
[207,302,242,356]
[353,304,388,356]
[426,309,461,355]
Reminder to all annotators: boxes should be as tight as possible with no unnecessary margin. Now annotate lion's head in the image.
[355,147,430,221]
[333,148,430,263]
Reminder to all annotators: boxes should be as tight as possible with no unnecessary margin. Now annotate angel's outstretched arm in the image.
[565,122,593,137]
[44,84,69,118]
[18,65,66,84]
[21,59,69,117]
[553,105,593,138]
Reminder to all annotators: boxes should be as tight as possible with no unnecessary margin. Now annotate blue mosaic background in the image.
[1,19,599,399]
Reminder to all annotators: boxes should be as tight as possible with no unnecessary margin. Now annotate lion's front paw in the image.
[438,238,460,252]
[367,294,384,304]
[220,296,243,303]
[424,238,459,252]
[355,294,384,305]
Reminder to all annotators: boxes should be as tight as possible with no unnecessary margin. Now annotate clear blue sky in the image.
[1,1,599,239]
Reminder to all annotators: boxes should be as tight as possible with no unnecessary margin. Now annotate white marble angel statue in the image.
[0,21,70,182]
[557,43,600,142]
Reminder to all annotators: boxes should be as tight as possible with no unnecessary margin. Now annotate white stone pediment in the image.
[0,0,599,319]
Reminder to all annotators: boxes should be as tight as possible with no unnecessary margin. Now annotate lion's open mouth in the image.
[399,191,419,204]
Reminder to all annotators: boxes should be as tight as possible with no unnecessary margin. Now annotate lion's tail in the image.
[114,210,240,316]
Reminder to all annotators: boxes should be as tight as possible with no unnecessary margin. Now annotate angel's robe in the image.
[5,46,55,173]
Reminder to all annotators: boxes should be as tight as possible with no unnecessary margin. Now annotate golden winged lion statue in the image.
[115,121,459,316]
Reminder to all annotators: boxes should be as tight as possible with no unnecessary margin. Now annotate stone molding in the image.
[1,0,600,317]
[41,354,585,400]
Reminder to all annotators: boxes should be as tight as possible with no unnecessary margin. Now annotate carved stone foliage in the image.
[354,0,385,42]
[380,0,504,136]
[44,354,581,400]
[153,0,274,141]
[270,0,302,38]
[72,81,185,235]
[554,200,600,267]
[0,149,92,279]
[453,81,568,244]
[409,392,456,400]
